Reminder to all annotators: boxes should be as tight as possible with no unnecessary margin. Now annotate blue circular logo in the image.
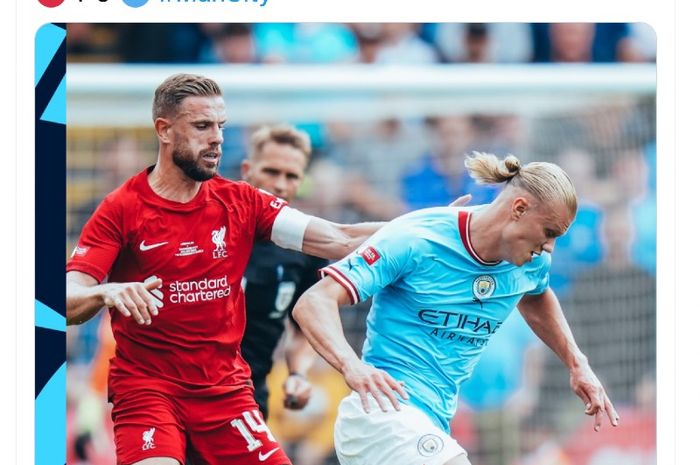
[123,0,149,7]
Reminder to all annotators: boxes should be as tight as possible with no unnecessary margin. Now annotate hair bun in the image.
[503,155,521,176]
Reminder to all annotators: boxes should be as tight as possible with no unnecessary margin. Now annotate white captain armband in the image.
[271,207,311,252]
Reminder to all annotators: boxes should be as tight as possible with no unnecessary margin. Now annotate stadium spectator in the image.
[254,23,358,64]
[294,153,619,465]
[65,73,392,465]
[463,24,490,63]
[210,23,257,64]
[400,116,501,210]
[349,24,384,63]
[531,23,644,63]
[537,23,597,62]
[374,23,439,64]
[423,23,532,63]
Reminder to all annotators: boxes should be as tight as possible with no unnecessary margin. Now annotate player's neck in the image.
[468,208,505,263]
[148,160,202,203]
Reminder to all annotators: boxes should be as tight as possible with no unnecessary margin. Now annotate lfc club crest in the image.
[211,226,228,259]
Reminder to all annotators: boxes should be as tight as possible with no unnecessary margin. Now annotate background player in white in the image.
[293,153,619,465]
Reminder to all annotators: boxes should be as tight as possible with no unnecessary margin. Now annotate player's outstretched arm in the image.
[300,217,385,260]
[517,288,620,431]
[298,194,473,260]
[292,277,408,413]
[66,271,163,326]
[282,318,315,410]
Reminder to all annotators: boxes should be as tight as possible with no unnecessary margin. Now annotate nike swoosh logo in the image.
[258,447,280,461]
[139,240,168,251]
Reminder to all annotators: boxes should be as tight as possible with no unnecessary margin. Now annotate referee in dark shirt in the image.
[239,124,326,418]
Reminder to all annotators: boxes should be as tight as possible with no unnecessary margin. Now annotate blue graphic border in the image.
[35,23,67,465]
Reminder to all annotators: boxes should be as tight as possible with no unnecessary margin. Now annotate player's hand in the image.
[569,362,620,431]
[449,193,472,207]
[101,276,163,325]
[341,360,408,413]
[283,373,312,410]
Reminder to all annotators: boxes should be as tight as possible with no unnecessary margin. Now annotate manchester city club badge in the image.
[472,275,496,299]
[417,434,444,457]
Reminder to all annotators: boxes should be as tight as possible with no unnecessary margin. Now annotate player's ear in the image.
[512,197,529,220]
[154,117,172,144]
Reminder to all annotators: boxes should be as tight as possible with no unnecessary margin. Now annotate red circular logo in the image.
[38,0,64,7]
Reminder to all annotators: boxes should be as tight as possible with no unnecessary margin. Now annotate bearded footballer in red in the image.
[66,74,389,465]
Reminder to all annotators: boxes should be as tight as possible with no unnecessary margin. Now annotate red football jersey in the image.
[67,168,291,399]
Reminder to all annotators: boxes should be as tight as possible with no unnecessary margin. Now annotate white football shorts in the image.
[334,391,469,465]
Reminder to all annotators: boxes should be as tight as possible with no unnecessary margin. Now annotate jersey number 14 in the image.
[230,410,278,451]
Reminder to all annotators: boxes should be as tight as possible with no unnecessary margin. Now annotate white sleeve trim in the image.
[271,206,311,252]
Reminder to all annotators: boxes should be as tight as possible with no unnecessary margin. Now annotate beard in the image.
[172,145,218,182]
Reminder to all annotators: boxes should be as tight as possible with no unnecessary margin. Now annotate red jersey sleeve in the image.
[241,183,288,241]
[67,195,125,282]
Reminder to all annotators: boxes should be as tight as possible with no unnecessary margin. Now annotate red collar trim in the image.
[458,211,501,266]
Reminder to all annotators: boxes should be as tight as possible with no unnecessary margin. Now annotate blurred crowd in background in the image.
[66,23,656,65]
[66,23,657,465]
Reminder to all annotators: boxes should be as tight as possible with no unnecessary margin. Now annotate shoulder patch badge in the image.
[360,246,381,265]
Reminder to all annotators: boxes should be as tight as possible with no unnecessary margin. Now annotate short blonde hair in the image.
[152,73,222,121]
[249,124,312,163]
[464,151,578,215]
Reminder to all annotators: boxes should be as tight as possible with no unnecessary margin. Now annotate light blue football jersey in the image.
[321,206,551,432]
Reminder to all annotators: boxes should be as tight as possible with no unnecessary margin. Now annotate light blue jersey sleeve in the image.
[320,216,422,305]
